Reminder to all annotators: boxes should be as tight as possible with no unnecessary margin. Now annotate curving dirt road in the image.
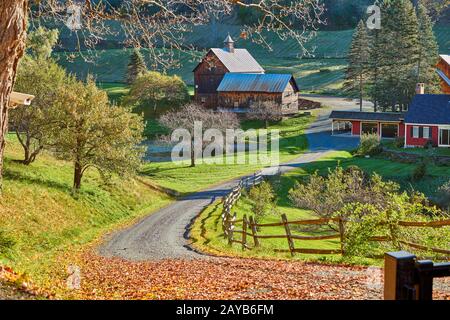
[99,102,361,261]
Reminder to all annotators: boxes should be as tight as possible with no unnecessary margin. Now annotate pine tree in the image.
[368,27,381,112]
[370,0,420,112]
[416,0,440,93]
[344,20,370,111]
[126,49,147,85]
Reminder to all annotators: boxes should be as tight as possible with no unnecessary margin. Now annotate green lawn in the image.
[191,150,450,264]
[382,140,450,157]
[0,135,172,288]
[141,114,314,194]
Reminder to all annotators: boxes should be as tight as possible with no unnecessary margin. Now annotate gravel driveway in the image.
[99,101,360,261]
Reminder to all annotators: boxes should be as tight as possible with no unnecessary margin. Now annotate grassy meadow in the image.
[57,26,449,97]
[141,113,315,194]
[192,150,450,264]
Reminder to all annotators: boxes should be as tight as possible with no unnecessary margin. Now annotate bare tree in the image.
[246,101,283,128]
[160,103,239,167]
[0,0,325,191]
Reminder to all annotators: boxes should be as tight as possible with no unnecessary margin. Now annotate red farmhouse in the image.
[330,89,450,148]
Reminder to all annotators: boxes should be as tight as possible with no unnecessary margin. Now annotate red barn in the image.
[437,54,450,94]
[193,35,264,108]
[193,35,299,114]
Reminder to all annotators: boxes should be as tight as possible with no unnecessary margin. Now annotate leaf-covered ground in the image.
[73,253,449,300]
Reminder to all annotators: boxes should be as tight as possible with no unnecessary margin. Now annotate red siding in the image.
[405,125,438,147]
[351,121,361,135]
[398,123,405,137]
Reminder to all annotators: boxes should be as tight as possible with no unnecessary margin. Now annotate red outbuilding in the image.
[329,90,450,148]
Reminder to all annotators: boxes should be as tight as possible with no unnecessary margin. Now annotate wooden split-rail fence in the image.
[221,174,450,257]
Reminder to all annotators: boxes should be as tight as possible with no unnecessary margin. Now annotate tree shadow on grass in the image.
[140,164,192,177]
[3,168,71,193]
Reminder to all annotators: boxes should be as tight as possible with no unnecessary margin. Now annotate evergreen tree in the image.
[126,49,147,84]
[369,0,420,112]
[416,0,440,92]
[344,20,370,111]
[368,27,381,112]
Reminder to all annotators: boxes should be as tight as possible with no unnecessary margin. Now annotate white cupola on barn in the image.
[224,33,234,53]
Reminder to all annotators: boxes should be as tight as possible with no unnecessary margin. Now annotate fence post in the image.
[338,217,345,256]
[249,216,260,247]
[415,260,434,300]
[242,214,247,250]
[228,212,236,246]
[384,251,417,300]
[222,206,230,238]
[281,214,295,256]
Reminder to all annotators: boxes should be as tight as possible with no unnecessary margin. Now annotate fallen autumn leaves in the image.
[72,253,449,300]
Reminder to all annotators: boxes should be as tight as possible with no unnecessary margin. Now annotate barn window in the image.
[201,97,206,103]
[234,101,239,108]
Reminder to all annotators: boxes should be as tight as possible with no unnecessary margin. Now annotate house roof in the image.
[404,94,450,124]
[329,111,405,122]
[217,73,299,93]
[440,54,450,66]
[205,48,265,73]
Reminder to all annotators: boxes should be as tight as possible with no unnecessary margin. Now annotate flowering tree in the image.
[160,103,239,167]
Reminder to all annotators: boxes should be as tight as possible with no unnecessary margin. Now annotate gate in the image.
[384,251,450,300]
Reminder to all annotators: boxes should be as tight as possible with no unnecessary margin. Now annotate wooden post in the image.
[249,216,260,247]
[242,214,247,250]
[281,214,295,256]
[415,260,434,300]
[384,251,417,300]
[228,212,236,246]
[338,217,345,256]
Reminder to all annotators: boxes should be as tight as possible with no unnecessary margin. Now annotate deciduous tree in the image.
[124,71,189,112]
[246,101,283,128]
[11,57,68,164]
[50,77,145,190]
[0,0,325,191]
[159,103,239,167]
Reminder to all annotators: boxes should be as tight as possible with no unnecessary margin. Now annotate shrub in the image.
[248,181,277,220]
[436,181,450,210]
[423,139,433,149]
[357,133,382,156]
[394,136,405,148]
[412,162,427,181]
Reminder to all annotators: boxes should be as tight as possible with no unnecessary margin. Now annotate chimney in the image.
[224,33,235,53]
[416,83,425,95]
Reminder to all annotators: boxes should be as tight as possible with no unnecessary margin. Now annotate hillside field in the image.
[0,135,172,289]
[56,27,449,95]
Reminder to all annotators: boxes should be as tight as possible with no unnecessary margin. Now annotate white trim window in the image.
[423,127,430,139]
[413,126,419,138]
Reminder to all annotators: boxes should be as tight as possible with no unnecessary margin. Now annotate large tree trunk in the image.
[0,0,28,192]
[73,162,83,190]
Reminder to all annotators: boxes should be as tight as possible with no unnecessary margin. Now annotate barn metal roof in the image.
[210,48,265,73]
[404,94,450,125]
[437,69,450,86]
[217,73,299,93]
[440,54,450,66]
[329,111,405,122]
